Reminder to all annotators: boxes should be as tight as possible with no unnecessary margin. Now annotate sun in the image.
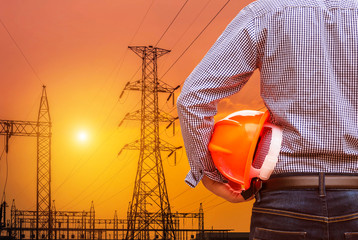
[77,130,89,143]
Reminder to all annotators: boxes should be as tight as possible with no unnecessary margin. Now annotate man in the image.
[177,0,358,239]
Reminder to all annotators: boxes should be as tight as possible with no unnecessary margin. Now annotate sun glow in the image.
[77,130,89,142]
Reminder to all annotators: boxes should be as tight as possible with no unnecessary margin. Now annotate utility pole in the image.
[119,46,181,239]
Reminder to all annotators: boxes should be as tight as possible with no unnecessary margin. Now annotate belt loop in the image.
[319,172,326,197]
[255,191,261,203]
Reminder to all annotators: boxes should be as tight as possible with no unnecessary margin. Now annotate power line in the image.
[84,53,125,116]
[62,129,139,209]
[0,17,44,85]
[0,142,5,166]
[51,100,121,194]
[155,0,190,47]
[96,183,132,207]
[76,0,157,132]
[60,152,133,210]
[130,0,156,44]
[75,0,157,143]
[176,192,215,212]
[169,0,213,51]
[53,127,121,194]
[205,200,227,212]
[161,0,232,80]
[53,3,152,193]
[55,90,142,203]
[94,159,135,207]
[55,117,142,209]
[1,141,8,202]
[157,0,212,72]
[170,187,191,201]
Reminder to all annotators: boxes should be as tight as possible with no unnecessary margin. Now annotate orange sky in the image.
[0,0,264,232]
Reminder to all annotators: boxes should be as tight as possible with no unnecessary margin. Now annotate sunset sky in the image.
[0,0,264,232]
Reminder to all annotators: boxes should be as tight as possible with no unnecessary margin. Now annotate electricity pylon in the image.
[37,85,52,240]
[0,86,52,239]
[118,46,181,240]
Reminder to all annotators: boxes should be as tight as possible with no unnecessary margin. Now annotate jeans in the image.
[250,187,358,240]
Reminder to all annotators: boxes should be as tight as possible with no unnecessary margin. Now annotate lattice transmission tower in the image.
[37,85,52,239]
[0,86,52,239]
[118,46,181,240]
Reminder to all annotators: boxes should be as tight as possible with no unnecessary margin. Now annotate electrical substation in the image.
[0,46,233,240]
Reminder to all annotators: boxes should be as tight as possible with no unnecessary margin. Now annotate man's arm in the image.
[177,6,259,190]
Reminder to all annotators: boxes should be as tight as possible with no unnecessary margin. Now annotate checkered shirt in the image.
[177,0,358,187]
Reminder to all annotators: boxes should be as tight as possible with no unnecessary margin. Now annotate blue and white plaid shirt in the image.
[177,0,358,188]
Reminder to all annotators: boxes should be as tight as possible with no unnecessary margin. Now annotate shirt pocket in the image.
[345,232,358,240]
[253,227,306,240]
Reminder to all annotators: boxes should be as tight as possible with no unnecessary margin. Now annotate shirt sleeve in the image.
[176,6,259,188]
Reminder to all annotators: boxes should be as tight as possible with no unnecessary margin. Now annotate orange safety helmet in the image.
[208,110,283,190]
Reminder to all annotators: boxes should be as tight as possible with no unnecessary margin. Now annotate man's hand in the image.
[201,175,248,203]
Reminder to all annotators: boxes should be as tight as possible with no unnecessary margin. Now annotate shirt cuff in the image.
[184,168,226,188]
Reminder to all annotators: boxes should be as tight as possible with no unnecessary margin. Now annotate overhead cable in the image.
[0,17,44,85]
[130,0,156,44]
[161,0,231,80]
[169,0,213,51]
[155,0,190,47]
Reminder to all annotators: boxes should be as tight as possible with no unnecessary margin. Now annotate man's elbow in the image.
[176,93,187,117]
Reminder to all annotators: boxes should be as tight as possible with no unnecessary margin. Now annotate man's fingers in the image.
[201,175,247,203]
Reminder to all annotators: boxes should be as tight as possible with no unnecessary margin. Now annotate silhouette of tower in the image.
[0,86,52,239]
[37,86,52,239]
[119,46,180,239]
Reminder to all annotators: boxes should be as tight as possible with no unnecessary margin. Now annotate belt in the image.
[261,174,358,192]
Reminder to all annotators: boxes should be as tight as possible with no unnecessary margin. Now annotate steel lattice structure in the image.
[0,83,229,240]
[119,46,181,240]
[7,200,209,240]
[0,86,52,240]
